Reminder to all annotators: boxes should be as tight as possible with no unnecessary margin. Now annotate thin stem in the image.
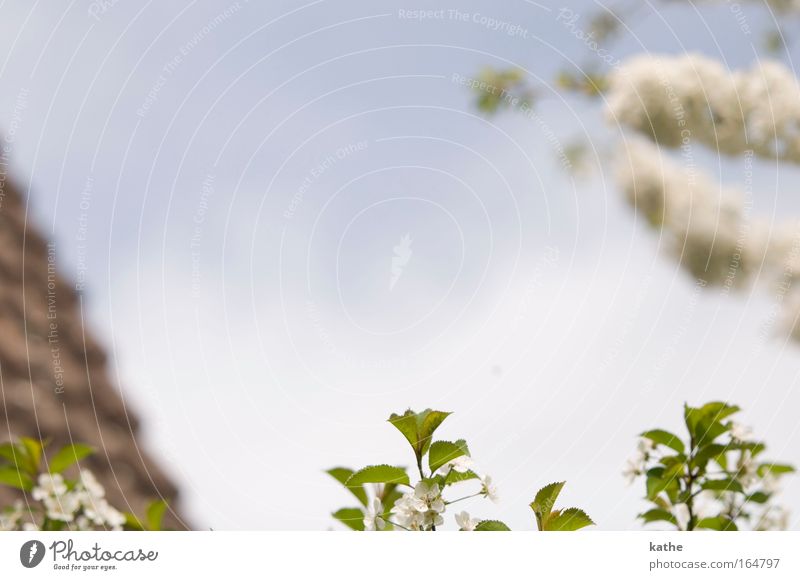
[445,492,482,506]
[385,519,411,532]
[686,434,697,531]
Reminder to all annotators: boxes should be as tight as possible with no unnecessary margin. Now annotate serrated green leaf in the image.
[388,409,451,459]
[419,412,451,456]
[345,465,410,487]
[0,466,33,491]
[387,410,421,453]
[641,430,685,454]
[530,482,565,530]
[428,440,469,473]
[639,508,677,525]
[474,519,510,531]
[696,516,738,531]
[49,443,94,474]
[333,507,365,531]
[146,499,168,531]
[444,469,479,485]
[326,467,368,507]
[544,508,594,531]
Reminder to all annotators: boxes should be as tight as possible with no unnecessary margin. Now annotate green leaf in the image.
[428,440,469,473]
[387,411,420,452]
[695,419,731,447]
[49,444,94,474]
[641,430,685,454]
[0,467,33,491]
[444,469,480,485]
[42,519,66,531]
[691,443,728,472]
[474,520,511,531]
[544,508,594,531]
[746,491,770,504]
[530,482,565,531]
[19,438,43,475]
[123,512,145,531]
[345,465,410,487]
[0,443,25,470]
[639,509,677,525]
[146,499,168,531]
[701,478,744,494]
[698,402,741,422]
[326,467,368,507]
[418,412,450,455]
[696,516,738,531]
[388,409,451,459]
[757,463,795,478]
[685,402,738,447]
[645,467,676,501]
[333,507,365,531]
[661,459,687,480]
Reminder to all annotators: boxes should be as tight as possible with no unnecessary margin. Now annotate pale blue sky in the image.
[0,0,798,529]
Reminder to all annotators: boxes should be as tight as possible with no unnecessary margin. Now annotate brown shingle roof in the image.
[0,178,187,529]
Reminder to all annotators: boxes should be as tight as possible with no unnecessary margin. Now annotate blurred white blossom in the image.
[23,469,125,530]
[622,438,653,485]
[608,54,800,162]
[672,502,691,531]
[31,473,67,500]
[730,422,754,441]
[756,505,790,530]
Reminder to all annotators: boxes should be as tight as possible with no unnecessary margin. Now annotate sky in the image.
[0,0,798,530]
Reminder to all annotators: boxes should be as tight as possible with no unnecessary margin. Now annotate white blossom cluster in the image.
[606,51,800,340]
[0,500,38,531]
[615,139,760,284]
[0,471,126,531]
[391,481,446,530]
[359,454,499,532]
[615,138,800,338]
[607,54,800,163]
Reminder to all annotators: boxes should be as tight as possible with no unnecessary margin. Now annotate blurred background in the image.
[0,0,798,529]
